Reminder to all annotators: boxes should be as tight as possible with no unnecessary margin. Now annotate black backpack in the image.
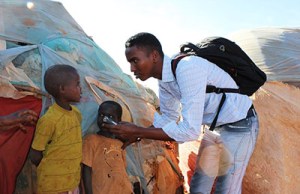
[171,37,266,131]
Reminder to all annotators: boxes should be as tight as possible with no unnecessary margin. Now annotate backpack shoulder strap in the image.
[171,53,191,79]
[171,56,240,131]
[209,92,226,131]
[172,56,240,94]
[206,85,240,93]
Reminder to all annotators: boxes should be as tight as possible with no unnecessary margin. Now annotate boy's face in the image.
[60,72,82,102]
[97,107,119,129]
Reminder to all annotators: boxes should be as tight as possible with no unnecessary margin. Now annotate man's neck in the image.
[153,55,164,80]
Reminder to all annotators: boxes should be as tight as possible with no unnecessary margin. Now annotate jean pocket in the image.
[223,118,252,132]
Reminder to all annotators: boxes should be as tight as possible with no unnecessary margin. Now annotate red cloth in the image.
[0,96,42,194]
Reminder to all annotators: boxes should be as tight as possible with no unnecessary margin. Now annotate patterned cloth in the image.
[0,96,42,194]
[32,103,82,193]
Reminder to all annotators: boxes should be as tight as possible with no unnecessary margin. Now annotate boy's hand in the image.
[18,110,38,132]
[0,110,38,132]
[29,148,43,166]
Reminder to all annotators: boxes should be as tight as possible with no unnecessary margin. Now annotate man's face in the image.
[125,45,155,81]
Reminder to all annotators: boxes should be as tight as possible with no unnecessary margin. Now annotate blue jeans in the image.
[190,115,259,194]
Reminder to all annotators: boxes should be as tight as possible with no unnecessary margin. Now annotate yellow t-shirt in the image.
[32,103,82,193]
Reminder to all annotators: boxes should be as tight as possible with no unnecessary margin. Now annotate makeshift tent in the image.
[178,27,300,193]
[0,1,183,193]
[229,27,300,86]
[230,27,300,194]
[243,81,300,194]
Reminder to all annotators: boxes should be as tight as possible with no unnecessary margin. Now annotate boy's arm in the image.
[82,164,93,194]
[29,148,43,166]
[30,115,54,166]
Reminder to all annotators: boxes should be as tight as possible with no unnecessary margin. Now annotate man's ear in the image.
[152,50,159,63]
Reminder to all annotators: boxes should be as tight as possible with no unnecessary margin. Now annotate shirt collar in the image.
[161,55,175,82]
[53,102,74,114]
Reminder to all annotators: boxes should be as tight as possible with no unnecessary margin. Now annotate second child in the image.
[82,101,134,194]
[30,64,82,194]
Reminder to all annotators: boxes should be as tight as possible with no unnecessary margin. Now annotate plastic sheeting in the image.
[0,0,158,136]
[229,27,300,83]
[0,0,86,44]
[0,1,181,194]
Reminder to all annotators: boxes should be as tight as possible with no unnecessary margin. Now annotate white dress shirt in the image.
[153,55,252,142]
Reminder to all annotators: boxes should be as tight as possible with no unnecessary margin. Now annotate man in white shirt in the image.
[103,32,259,194]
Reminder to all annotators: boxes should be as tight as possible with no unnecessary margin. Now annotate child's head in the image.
[97,101,122,129]
[44,64,81,102]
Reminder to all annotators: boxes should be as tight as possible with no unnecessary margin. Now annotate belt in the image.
[216,105,256,129]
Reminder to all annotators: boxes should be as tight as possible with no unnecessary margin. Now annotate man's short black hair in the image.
[44,64,78,98]
[125,32,164,57]
[98,101,122,120]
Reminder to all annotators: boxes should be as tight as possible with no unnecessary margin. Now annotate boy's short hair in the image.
[44,64,78,98]
[98,101,122,119]
[125,32,164,57]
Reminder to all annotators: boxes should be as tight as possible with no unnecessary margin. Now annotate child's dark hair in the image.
[98,101,122,119]
[44,64,78,98]
[125,32,164,57]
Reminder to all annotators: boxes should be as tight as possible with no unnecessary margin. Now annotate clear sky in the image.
[57,0,300,93]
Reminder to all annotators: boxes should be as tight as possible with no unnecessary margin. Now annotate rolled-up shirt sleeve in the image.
[153,112,173,128]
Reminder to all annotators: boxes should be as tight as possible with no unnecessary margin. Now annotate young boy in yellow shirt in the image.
[30,64,82,194]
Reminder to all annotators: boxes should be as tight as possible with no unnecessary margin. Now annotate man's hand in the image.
[102,121,141,149]
[0,110,38,132]
[102,122,174,149]
[121,136,141,150]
